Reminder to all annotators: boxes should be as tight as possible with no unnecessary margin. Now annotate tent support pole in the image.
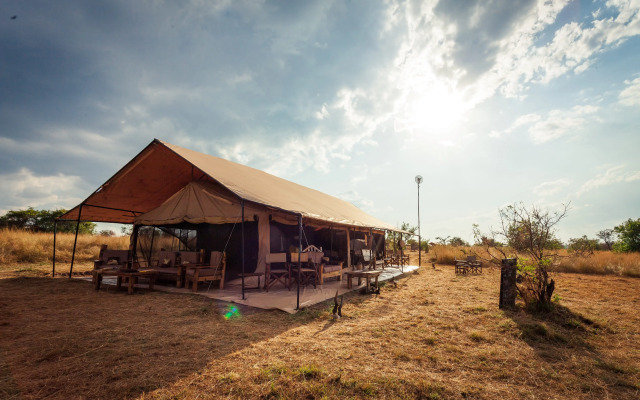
[296,214,302,310]
[148,226,156,266]
[369,228,374,269]
[52,219,57,277]
[330,225,333,261]
[130,224,139,267]
[346,229,351,270]
[241,200,246,300]
[69,204,83,279]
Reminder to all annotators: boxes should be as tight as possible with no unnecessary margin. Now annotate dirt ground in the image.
[1,264,639,399]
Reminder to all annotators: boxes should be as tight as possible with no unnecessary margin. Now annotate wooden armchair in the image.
[265,253,290,291]
[318,261,343,285]
[290,252,317,288]
[92,246,130,284]
[93,248,130,270]
[184,251,226,292]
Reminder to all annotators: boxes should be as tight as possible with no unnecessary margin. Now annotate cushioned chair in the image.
[184,251,226,292]
[265,253,290,291]
[149,251,182,287]
[92,245,130,284]
[318,261,344,285]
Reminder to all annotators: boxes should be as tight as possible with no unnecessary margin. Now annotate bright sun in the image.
[406,83,465,135]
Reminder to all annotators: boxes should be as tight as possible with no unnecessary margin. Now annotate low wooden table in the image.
[94,269,158,294]
[343,270,381,291]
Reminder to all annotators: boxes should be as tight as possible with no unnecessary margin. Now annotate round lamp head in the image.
[415,175,423,184]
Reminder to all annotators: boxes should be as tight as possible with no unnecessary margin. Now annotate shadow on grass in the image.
[0,277,314,399]
[504,303,639,394]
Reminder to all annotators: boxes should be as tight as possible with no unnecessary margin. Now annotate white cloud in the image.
[528,105,600,144]
[463,0,640,103]
[315,103,330,120]
[0,169,85,214]
[577,165,640,197]
[217,126,375,178]
[439,140,455,147]
[619,77,640,107]
[496,105,600,143]
[533,179,571,197]
[335,190,378,213]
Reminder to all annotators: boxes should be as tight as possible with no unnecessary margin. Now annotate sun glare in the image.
[405,83,466,135]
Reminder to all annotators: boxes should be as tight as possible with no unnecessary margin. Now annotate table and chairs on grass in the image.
[454,256,483,275]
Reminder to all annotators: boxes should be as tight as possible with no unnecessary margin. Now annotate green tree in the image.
[613,218,640,252]
[0,207,95,234]
[386,222,417,249]
[596,229,615,251]
[567,235,598,256]
[448,236,469,246]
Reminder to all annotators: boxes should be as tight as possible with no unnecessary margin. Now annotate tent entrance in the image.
[135,222,259,280]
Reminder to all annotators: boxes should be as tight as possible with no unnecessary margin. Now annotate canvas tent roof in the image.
[134,180,261,226]
[60,139,399,232]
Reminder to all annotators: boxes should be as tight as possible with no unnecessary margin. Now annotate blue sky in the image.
[1,0,639,243]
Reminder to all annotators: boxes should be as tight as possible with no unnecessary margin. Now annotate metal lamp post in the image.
[415,175,423,267]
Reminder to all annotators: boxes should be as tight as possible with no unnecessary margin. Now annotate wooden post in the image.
[329,225,333,260]
[346,229,351,270]
[130,224,139,268]
[369,228,374,269]
[52,219,57,277]
[500,258,518,309]
[69,204,83,278]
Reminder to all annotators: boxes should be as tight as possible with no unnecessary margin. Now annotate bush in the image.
[613,218,640,253]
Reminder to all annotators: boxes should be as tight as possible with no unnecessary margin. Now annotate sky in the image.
[1,0,639,243]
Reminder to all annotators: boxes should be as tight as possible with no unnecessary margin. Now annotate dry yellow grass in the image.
[553,250,640,277]
[416,246,640,278]
[1,264,639,399]
[3,229,639,278]
[0,229,128,265]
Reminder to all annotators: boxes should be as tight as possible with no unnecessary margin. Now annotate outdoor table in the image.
[94,269,158,294]
[343,269,381,291]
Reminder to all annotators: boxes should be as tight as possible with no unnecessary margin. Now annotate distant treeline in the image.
[0,207,96,234]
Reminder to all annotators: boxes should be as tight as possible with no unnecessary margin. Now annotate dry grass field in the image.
[0,229,129,266]
[1,260,639,399]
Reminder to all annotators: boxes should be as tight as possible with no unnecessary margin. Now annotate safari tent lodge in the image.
[56,139,409,310]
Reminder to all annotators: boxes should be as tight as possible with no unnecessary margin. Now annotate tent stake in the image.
[52,219,57,277]
[69,203,83,279]
[241,200,245,300]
